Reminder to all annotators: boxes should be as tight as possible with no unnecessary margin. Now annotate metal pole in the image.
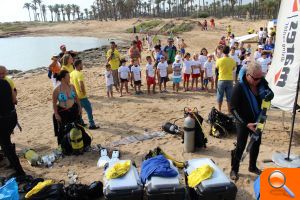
[286,66,300,160]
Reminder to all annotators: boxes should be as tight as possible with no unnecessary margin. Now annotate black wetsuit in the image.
[230,77,263,173]
[0,79,25,176]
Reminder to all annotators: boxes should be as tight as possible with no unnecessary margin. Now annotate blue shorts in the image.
[217,80,233,103]
[173,77,182,84]
[180,48,185,54]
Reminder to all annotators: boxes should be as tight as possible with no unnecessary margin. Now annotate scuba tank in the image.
[69,127,84,154]
[184,114,195,153]
[24,149,40,166]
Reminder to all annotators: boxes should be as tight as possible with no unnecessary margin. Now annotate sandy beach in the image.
[1,18,300,199]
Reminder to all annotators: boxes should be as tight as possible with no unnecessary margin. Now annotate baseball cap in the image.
[175,55,181,61]
[60,44,66,49]
[258,45,264,49]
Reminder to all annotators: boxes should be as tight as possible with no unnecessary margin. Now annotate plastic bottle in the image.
[184,114,195,153]
[24,149,40,166]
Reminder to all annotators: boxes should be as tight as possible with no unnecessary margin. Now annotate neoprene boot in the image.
[7,143,25,176]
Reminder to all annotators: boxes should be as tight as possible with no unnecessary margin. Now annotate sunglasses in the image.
[248,74,262,81]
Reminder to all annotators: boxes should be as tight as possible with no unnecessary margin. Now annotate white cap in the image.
[258,45,264,49]
[175,55,181,61]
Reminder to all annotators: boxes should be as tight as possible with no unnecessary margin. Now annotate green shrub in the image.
[171,22,194,33]
[126,20,161,33]
[191,12,210,18]
[160,22,176,32]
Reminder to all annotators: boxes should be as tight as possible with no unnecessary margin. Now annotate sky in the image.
[0,0,252,22]
[0,0,94,22]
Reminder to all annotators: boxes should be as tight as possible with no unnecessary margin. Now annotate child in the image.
[157,56,168,93]
[131,60,142,95]
[191,54,201,91]
[105,64,114,98]
[199,48,208,90]
[182,53,193,91]
[257,51,271,76]
[204,54,214,92]
[246,44,252,54]
[229,47,240,82]
[146,56,156,95]
[118,59,131,97]
[172,55,182,93]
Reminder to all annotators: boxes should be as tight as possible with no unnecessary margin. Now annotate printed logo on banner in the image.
[293,0,300,12]
[261,168,300,200]
[274,1,298,87]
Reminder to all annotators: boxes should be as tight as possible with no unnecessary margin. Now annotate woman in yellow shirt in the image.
[61,54,74,73]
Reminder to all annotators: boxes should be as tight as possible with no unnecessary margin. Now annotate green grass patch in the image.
[126,20,161,33]
[171,22,195,33]
[0,21,63,33]
[0,22,28,32]
[160,22,176,33]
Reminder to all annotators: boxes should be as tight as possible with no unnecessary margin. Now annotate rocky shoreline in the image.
[9,43,130,78]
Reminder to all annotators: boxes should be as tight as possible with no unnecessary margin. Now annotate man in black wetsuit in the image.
[0,79,25,176]
[230,63,273,180]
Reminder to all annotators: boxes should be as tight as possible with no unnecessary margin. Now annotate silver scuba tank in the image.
[184,114,195,153]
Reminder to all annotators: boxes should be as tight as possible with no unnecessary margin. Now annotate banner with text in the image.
[266,0,300,111]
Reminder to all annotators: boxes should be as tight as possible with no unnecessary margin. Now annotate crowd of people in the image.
[0,24,276,180]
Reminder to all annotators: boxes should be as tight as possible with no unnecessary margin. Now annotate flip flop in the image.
[97,148,110,168]
[110,150,120,162]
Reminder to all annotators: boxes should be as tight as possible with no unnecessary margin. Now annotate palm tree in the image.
[65,4,72,21]
[30,3,38,21]
[76,6,81,20]
[71,4,77,20]
[41,4,47,21]
[91,5,97,20]
[84,8,89,19]
[89,11,93,19]
[155,0,160,16]
[48,5,54,21]
[53,4,61,21]
[95,0,102,21]
[36,0,43,21]
[23,3,32,21]
[202,0,205,10]
[60,4,66,21]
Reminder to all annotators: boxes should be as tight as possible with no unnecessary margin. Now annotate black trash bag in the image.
[65,182,103,200]
[28,183,66,200]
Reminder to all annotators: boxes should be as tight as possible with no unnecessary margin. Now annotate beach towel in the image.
[106,160,131,180]
[240,72,260,120]
[140,155,178,184]
[187,164,214,188]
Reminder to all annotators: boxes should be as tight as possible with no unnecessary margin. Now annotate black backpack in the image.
[61,123,92,156]
[208,107,235,138]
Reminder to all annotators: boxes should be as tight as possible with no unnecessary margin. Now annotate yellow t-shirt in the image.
[106,49,120,70]
[216,57,236,81]
[61,64,74,73]
[4,76,15,90]
[70,70,86,99]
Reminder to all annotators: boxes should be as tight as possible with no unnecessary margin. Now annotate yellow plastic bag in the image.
[25,180,54,199]
[188,164,214,188]
[106,160,131,180]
